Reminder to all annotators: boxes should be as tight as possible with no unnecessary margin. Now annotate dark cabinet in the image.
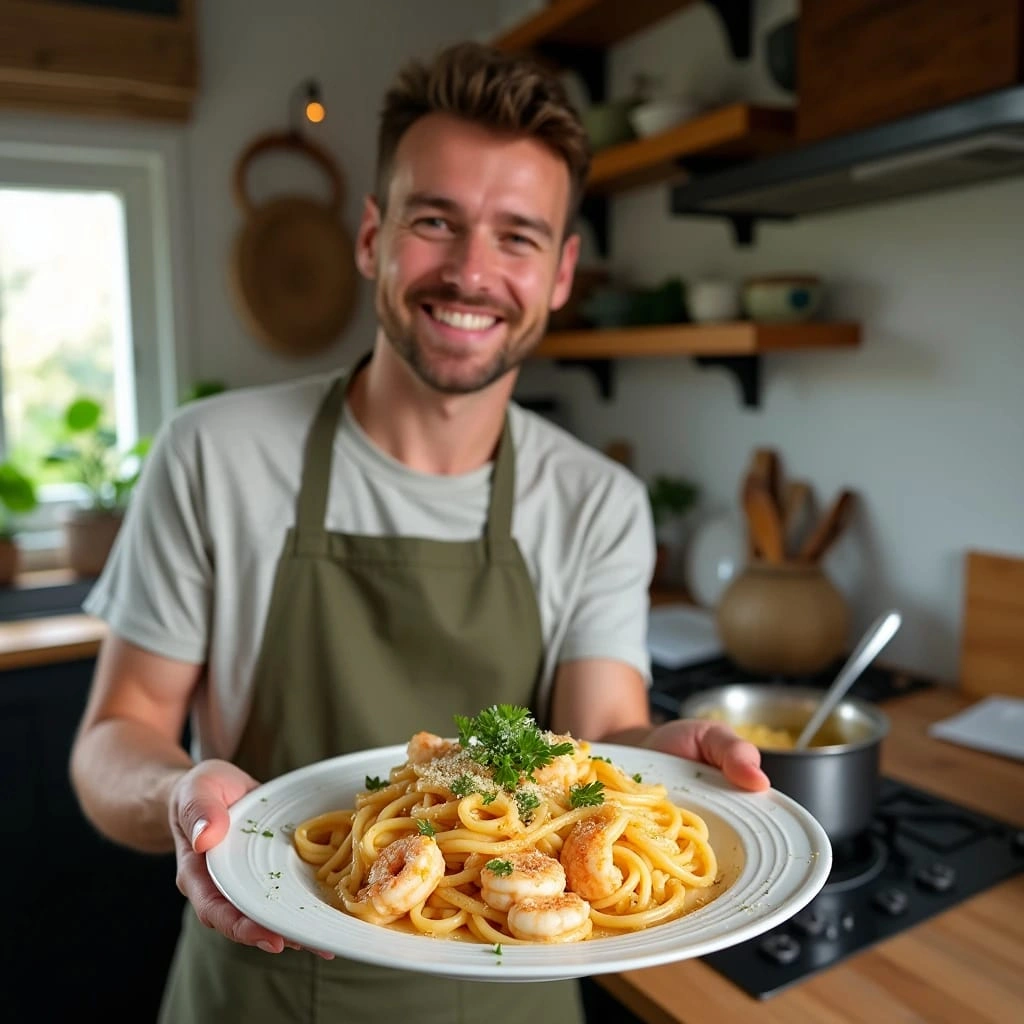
[1,657,183,1017]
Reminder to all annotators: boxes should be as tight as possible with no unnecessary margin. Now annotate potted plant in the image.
[0,461,38,586]
[45,397,151,578]
[648,474,699,586]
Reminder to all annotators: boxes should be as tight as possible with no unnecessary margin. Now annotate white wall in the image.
[185,0,500,386]
[517,0,1024,683]
[5,0,1020,681]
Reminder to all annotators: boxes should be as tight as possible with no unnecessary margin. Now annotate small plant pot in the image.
[64,509,124,578]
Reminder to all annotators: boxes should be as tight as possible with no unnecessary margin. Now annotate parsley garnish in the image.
[486,858,513,877]
[415,819,437,837]
[632,773,643,783]
[454,704,574,791]
[365,776,387,791]
[450,774,478,798]
[569,781,606,808]
[515,789,540,822]
[492,943,503,957]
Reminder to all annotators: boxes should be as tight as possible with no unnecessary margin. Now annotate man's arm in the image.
[550,658,770,791]
[69,634,203,852]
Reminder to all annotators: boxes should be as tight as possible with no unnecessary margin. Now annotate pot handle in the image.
[232,130,345,216]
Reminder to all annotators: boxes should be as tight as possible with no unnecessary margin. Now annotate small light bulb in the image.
[305,100,325,124]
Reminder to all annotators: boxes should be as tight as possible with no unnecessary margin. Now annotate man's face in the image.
[356,113,579,395]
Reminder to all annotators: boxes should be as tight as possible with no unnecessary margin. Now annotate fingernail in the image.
[190,818,208,848]
[257,941,276,954]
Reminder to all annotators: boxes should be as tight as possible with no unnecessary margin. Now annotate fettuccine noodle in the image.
[293,722,720,944]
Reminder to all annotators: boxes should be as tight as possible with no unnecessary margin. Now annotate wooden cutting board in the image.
[959,549,1024,698]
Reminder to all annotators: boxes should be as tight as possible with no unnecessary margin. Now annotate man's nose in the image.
[441,230,494,293]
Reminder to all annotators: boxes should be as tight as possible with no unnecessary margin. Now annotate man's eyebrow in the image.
[402,192,554,242]
[403,192,462,215]
[497,212,555,243]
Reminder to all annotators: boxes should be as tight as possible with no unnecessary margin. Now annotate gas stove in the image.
[649,657,1024,999]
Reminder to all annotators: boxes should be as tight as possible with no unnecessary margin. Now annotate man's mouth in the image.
[423,304,501,332]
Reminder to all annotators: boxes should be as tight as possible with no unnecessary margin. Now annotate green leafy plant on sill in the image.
[0,461,38,541]
[648,474,699,529]
[44,397,152,513]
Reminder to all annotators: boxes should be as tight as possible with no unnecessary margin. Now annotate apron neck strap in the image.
[295,360,516,546]
[296,372,349,537]
[486,417,515,545]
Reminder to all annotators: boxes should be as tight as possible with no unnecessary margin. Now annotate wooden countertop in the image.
[0,613,106,670]
[2,616,1022,1019]
[602,688,1024,1024]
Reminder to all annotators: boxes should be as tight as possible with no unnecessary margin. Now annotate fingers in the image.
[166,761,337,958]
[643,719,771,792]
[696,722,771,792]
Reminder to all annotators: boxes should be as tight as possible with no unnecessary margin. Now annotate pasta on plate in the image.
[292,705,721,944]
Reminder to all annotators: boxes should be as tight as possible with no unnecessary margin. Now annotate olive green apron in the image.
[158,370,583,1024]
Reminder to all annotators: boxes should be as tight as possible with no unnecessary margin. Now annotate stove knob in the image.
[873,887,909,916]
[758,933,801,965]
[915,862,956,892]
[790,909,827,937]
[841,911,856,933]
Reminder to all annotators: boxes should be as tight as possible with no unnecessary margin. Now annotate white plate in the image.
[207,743,831,982]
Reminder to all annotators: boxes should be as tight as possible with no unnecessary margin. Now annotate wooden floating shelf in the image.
[492,0,698,52]
[588,103,795,194]
[534,321,862,359]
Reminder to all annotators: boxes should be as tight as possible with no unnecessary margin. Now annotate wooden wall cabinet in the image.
[0,0,199,121]
[797,0,1024,143]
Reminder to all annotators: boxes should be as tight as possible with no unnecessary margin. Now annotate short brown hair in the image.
[376,41,591,236]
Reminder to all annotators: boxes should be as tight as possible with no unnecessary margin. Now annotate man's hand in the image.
[640,718,770,792]
[168,759,334,958]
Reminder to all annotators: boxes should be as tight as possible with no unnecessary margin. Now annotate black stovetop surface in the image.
[649,657,1024,1000]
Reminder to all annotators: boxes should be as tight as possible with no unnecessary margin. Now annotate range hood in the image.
[671,84,1024,233]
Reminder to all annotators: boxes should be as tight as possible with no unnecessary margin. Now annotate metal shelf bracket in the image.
[694,354,761,407]
[706,0,753,61]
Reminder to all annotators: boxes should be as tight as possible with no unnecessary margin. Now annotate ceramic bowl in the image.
[741,274,824,323]
[628,97,702,137]
[687,278,740,323]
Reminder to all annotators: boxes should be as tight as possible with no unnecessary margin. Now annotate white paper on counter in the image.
[928,696,1024,761]
[646,604,723,669]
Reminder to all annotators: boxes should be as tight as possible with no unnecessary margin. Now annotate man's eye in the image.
[504,233,538,250]
[414,217,451,233]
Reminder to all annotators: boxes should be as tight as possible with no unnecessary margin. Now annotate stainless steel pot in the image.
[680,684,890,843]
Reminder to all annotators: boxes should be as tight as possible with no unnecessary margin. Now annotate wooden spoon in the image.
[781,480,812,557]
[744,481,786,564]
[797,488,857,563]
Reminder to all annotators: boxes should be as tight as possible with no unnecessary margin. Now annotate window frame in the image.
[0,113,193,578]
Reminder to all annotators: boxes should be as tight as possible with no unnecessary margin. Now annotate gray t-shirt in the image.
[84,371,655,761]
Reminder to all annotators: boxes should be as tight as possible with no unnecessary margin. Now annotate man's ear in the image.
[549,232,581,312]
[355,195,382,280]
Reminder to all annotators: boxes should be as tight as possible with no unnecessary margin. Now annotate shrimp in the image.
[506,893,592,942]
[532,734,587,791]
[560,805,629,901]
[354,834,445,924]
[406,731,459,764]
[479,850,566,912]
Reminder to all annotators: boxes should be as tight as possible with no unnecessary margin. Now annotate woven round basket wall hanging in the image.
[229,131,357,356]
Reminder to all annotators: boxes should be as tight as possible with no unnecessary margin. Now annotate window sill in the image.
[0,568,96,622]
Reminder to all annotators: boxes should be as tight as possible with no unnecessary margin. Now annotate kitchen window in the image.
[0,136,184,571]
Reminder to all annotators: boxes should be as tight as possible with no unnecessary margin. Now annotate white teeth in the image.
[431,307,497,331]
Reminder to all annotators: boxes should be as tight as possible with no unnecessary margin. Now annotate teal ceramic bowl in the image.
[741,275,823,323]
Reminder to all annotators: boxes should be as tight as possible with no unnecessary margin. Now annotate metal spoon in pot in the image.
[793,609,903,749]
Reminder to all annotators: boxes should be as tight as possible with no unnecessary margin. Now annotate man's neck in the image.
[346,337,516,475]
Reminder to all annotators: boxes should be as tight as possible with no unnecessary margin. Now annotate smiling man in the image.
[69,41,767,1024]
